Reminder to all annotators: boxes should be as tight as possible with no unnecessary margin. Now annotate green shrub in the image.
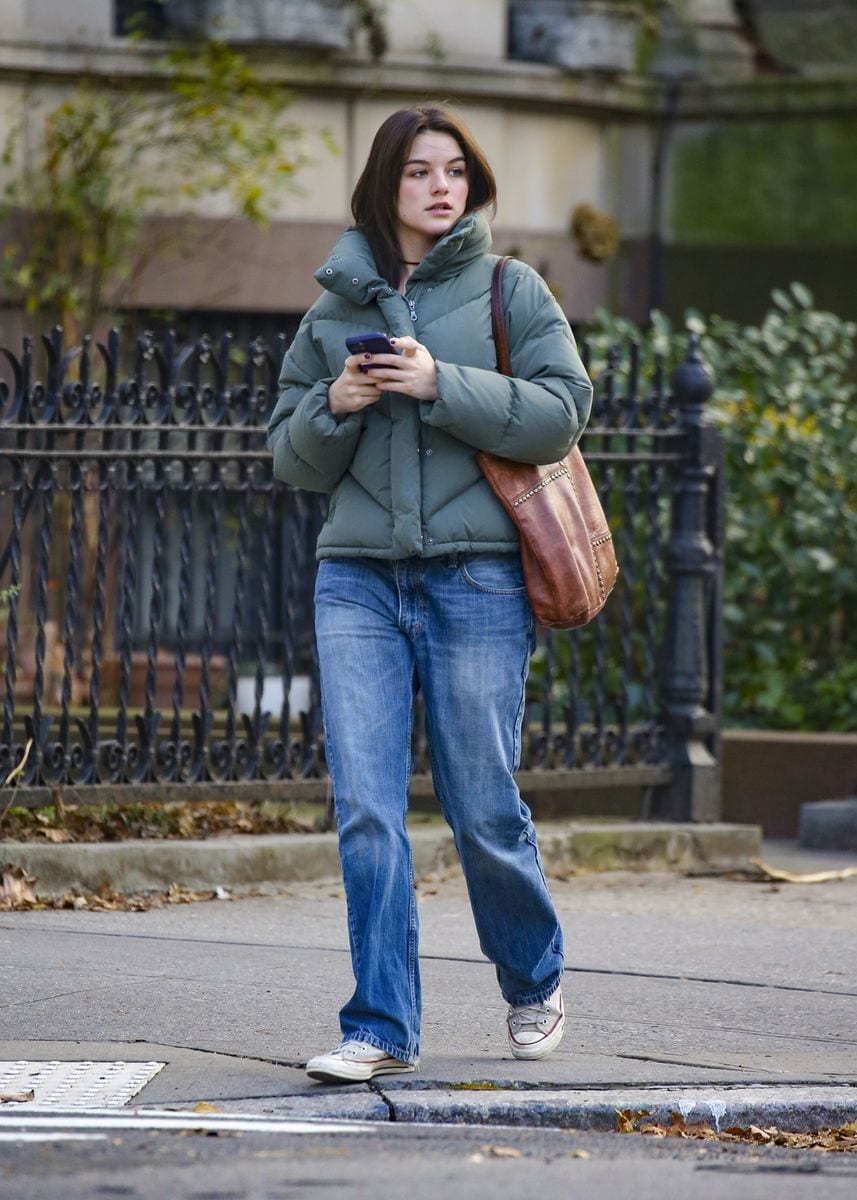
[586,283,857,732]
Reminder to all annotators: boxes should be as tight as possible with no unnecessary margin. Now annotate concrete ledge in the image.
[0,822,761,896]
[799,798,857,851]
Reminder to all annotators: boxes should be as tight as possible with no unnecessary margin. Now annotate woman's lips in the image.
[427,204,452,212]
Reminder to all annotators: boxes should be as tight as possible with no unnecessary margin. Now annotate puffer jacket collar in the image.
[313,212,493,308]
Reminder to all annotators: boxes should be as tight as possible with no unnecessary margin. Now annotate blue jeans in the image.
[314,553,564,1064]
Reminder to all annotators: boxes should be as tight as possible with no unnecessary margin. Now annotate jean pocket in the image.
[460,554,527,595]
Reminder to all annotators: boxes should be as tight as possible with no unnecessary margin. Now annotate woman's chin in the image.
[424,216,458,237]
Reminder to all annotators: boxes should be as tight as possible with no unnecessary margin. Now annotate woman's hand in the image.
[363,336,439,401]
[328,356,386,417]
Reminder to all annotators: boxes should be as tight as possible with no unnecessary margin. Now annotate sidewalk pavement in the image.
[1,832,856,1133]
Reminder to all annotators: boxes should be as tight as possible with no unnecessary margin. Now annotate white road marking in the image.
[0,1107,380,1136]
[0,1132,108,1142]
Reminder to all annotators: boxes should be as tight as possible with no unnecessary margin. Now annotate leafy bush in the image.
[586,283,857,732]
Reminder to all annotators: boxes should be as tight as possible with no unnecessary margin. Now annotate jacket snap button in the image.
[425,448,433,456]
[324,268,334,275]
[351,277,360,285]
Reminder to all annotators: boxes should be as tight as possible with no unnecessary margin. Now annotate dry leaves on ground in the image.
[0,865,224,912]
[748,859,857,885]
[617,1109,857,1152]
[0,800,316,843]
[467,1144,524,1164]
[0,1090,35,1104]
[711,860,857,885]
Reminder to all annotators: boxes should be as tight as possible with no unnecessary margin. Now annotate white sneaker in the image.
[507,986,565,1060]
[305,1041,416,1083]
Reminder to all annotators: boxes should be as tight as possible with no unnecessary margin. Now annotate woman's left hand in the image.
[364,336,439,401]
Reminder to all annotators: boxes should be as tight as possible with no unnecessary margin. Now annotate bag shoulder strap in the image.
[491,256,512,377]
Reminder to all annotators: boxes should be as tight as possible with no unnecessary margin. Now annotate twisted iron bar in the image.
[169,458,195,780]
[86,460,112,767]
[57,462,84,769]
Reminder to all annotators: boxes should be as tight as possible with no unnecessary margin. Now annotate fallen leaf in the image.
[749,858,857,885]
[0,864,38,906]
[479,1144,522,1159]
[571,1149,591,1159]
[42,827,72,843]
[192,1101,220,1113]
[616,1108,650,1133]
[0,1090,35,1104]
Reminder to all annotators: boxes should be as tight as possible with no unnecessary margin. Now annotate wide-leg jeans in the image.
[314,553,565,1064]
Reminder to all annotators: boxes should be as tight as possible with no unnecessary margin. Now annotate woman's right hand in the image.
[328,357,384,417]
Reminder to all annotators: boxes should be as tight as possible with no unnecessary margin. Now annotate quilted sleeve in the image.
[266,317,364,493]
[421,263,593,465]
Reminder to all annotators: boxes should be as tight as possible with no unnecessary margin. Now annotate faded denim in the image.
[314,553,564,1064]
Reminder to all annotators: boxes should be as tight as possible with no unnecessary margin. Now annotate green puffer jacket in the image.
[267,212,593,560]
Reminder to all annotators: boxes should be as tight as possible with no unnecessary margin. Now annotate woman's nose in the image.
[431,173,449,192]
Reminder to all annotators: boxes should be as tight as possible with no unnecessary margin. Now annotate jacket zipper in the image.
[404,286,419,327]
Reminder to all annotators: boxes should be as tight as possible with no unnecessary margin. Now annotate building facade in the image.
[0,0,855,340]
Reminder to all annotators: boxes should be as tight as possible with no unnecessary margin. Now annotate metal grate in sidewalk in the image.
[0,1060,165,1108]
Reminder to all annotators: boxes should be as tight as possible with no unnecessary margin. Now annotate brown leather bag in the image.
[475,257,618,629]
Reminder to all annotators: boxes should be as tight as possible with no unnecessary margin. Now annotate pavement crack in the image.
[567,964,857,1000]
[368,1082,396,1121]
[614,1053,774,1073]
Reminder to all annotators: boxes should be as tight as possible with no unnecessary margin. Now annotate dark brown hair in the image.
[351,104,497,288]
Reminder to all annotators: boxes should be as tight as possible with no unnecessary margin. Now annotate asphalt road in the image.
[4,1119,857,1200]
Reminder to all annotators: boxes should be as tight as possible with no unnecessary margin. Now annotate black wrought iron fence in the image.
[0,326,724,820]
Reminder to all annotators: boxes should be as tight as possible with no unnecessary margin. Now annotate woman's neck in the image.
[397,237,437,291]
[398,262,417,294]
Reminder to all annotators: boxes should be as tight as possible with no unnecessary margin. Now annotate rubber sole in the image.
[306,1059,416,1084]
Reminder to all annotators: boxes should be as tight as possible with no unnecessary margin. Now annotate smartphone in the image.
[345,331,401,370]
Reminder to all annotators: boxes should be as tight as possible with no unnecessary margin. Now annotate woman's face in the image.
[395,131,469,257]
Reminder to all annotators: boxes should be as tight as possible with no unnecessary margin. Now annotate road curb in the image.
[306,1085,857,1132]
[143,1084,857,1133]
[1,821,762,896]
[380,1084,857,1131]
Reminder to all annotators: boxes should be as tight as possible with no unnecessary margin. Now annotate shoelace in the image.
[507,1001,555,1033]
[330,1041,374,1058]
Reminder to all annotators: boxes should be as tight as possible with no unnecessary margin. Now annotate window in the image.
[114,1,168,38]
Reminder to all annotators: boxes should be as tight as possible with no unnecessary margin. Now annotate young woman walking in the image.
[267,104,593,1083]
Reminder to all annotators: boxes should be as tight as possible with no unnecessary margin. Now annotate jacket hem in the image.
[316,540,520,561]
